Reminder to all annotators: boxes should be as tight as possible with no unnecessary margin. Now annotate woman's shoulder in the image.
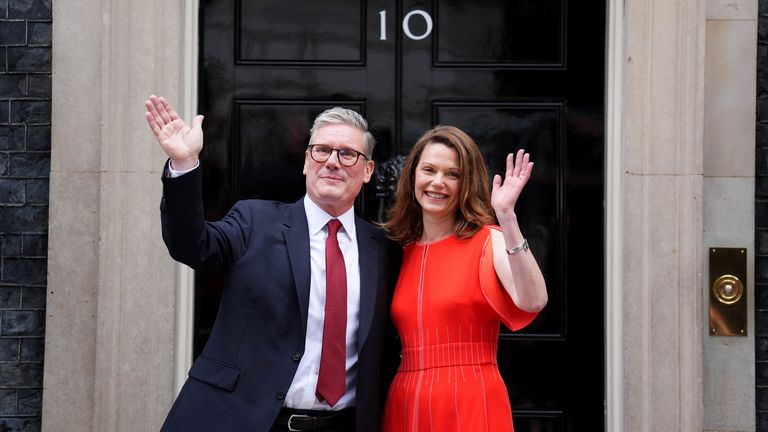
[467,224,500,243]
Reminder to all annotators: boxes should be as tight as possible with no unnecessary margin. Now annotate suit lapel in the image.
[356,219,379,349]
[283,200,311,337]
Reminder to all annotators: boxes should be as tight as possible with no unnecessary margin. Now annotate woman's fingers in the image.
[513,149,524,178]
[493,174,502,191]
[519,153,530,180]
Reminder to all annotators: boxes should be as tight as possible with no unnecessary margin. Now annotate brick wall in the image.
[758,1,768,430]
[0,0,51,431]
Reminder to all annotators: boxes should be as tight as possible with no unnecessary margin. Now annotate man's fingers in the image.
[505,153,514,178]
[191,115,204,129]
[159,96,181,121]
[155,98,173,124]
[145,98,166,127]
[144,112,162,137]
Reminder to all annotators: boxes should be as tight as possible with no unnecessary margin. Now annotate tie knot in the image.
[327,219,342,236]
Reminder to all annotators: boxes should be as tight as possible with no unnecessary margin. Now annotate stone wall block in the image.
[4,207,46,232]
[0,418,41,431]
[19,287,43,308]
[20,234,44,256]
[26,22,47,45]
[1,234,22,255]
[0,178,24,203]
[758,228,768,254]
[758,177,768,198]
[758,122,768,149]
[0,75,25,98]
[23,179,45,204]
[8,0,49,20]
[759,310,768,336]
[18,336,41,360]
[704,19,756,177]
[0,337,18,361]
[25,125,47,151]
[6,46,48,72]
[759,95,768,122]
[759,147,768,176]
[1,258,45,285]
[17,389,40,415]
[758,360,768,386]
[9,100,48,124]
[0,389,16,414]
[758,255,768,283]
[0,363,41,386]
[759,44,768,94]
[8,153,48,177]
[760,388,768,411]
[27,74,48,98]
[758,336,768,360]
[760,411,768,432]
[707,0,758,19]
[758,282,768,305]
[0,21,25,45]
[758,199,768,225]
[0,287,20,307]
[0,101,10,124]
[1,310,38,335]
[0,126,25,151]
[0,153,8,176]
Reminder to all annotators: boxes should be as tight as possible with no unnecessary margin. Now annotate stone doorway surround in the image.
[43,0,758,431]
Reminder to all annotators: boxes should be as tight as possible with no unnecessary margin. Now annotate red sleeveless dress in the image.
[382,226,537,432]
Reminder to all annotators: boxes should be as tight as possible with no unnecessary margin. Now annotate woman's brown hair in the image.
[383,125,495,244]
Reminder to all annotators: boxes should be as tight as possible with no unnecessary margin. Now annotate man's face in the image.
[303,124,374,216]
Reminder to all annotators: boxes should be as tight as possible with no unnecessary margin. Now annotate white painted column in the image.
[44,0,190,431]
[623,0,705,430]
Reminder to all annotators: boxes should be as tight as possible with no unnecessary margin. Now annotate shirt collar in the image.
[303,195,356,240]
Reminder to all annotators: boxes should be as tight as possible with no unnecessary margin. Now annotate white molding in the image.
[174,0,200,395]
[605,0,624,430]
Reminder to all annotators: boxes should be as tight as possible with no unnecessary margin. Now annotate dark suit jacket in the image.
[158,165,401,432]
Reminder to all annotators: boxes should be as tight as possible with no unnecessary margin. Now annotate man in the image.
[145,95,401,431]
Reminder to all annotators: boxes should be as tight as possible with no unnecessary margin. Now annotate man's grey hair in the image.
[309,107,376,157]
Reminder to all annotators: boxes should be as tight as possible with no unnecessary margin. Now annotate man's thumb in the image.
[192,115,204,129]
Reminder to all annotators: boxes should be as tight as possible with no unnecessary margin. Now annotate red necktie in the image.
[316,219,347,406]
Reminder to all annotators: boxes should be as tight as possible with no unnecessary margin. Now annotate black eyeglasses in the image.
[308,144,369,167]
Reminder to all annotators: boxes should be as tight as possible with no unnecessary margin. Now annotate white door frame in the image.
[175,2,626,429]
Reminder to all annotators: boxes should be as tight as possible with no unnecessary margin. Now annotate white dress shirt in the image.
[285,196,360,409]
[168,162,361,409]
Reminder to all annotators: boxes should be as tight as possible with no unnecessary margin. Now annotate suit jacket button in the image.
[276,392,285,400]
[292,353,301,362]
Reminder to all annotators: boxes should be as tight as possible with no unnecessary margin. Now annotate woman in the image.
[382,125,547,432]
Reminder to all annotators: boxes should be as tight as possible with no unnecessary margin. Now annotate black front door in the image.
[198,1,605,430]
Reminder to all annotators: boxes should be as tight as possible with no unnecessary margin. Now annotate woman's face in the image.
[414,142,461,220]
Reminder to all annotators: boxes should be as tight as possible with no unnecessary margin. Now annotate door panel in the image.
[433,0,565,67]
[238,2,365,64]
[198,1,604,430]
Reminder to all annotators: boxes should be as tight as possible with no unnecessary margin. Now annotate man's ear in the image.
[362,160,375,183]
